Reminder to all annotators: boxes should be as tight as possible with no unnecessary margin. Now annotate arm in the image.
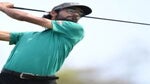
[0,31,10,41]
[0,2,53,29]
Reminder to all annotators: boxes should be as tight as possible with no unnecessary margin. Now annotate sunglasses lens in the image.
[66,8,84,17]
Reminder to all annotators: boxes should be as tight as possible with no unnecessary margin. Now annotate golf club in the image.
[13,6,150,26]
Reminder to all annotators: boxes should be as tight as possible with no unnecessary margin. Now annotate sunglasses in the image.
[64,8,84,17]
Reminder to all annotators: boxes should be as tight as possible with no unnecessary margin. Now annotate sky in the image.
[1,0,150,84]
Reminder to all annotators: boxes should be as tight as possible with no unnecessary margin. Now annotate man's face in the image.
[55,7,84,22]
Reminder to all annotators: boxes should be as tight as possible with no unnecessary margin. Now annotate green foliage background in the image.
[56,68,131,84]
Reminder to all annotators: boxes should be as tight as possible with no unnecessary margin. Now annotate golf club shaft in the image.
[13,7,48,13]
[13,6,150,26]
[84,16,150,26]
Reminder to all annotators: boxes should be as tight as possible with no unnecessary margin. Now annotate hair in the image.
[42,10,60,20]
[42,14,52,20]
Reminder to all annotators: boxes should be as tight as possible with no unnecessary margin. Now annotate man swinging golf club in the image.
[0,2,92,84]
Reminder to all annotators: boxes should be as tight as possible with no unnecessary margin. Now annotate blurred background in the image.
[1,0,150,84]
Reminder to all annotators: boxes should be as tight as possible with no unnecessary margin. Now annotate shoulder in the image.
[51,20,84,34]
[52,20,83,28]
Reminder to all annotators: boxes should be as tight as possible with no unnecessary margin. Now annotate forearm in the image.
[0,2,52,28]
[0,31,10,41]
[0,7,28,21]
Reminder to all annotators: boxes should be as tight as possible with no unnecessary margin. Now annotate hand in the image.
[0,2,14,10]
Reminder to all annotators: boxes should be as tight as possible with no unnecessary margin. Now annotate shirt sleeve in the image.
[52,20,84,43]
[9,32,24,45]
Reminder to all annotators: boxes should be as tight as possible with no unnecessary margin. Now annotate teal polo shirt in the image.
[4,20,84,76]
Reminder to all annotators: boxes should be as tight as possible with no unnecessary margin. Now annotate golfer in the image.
[0,2,92,84]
